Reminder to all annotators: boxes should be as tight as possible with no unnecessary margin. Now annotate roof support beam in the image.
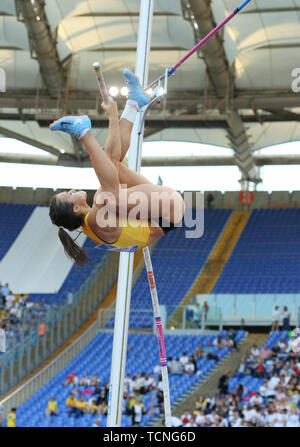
[1,154,300,168]
[0,89,299,111]
[15,0,66,98]
[182,0,260,183]
[0,125,62,157]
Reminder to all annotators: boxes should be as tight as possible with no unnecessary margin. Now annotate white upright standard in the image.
[107,0,155,427]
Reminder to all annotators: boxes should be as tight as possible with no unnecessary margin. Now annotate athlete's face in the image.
[57,189,87,205]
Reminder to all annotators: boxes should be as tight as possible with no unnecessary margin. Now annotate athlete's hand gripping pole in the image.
[92,61,111,105]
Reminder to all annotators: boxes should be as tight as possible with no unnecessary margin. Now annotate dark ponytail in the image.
[58,227,89,266]
[49,195,90,266]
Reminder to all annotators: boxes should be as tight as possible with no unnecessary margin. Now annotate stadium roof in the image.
[0,0,299,183]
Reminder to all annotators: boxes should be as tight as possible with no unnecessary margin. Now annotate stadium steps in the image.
[168,211,250,327]
[148,331,259,427]
[170,333,268,422]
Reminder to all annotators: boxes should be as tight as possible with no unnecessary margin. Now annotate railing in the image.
[0,320,99,419]
[184,294,300,326]
[98,305,223,332]
[0,252,119,397]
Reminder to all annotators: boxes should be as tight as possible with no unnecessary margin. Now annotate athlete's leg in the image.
[50,116,120,195]
[111,69,149,162]
[119,184,185,224]
[118,163,152,188]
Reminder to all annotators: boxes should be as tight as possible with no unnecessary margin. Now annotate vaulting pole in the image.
[107,0,154,427]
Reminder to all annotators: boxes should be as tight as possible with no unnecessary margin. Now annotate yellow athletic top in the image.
[7,412,16,427]
[81,213,151,253]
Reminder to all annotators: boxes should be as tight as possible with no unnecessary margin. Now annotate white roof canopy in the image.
[0,0,299,180]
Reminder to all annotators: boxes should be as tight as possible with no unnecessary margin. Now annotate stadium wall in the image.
[1,187,300,209]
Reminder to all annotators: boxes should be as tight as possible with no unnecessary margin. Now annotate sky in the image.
[0,138,299,192]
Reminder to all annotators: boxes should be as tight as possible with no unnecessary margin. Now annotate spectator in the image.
[203,341,219,361]
[96,389,108,414]
[87,399,98,415]
[255,360,265,378]
[45,397,58,417]
[179,352,189,366]
[195,395,209,413]
[213,336,224,349]
[184,414,198,427]
[224,336,234,349]
[282,306,290,332]
[237,356,249,377]
[271,306,280,332]
[190,354,198,373]
[64,372,78,386]
[218,372,231,394]
[279,337,288,352]
[144,373,156,392]
[250,344,260,360]
[90,373,100,387]
[25,298,34,310]
[228,329,238,351]
[169,357,183,375]
[192,303,202,328]
[74,396,87,418]
[194,344,203,360]
[66,394,78,416]
[132,399,146,427]
[203,301,209,321]
[7,407,17,427]
[167,356,173,373]
[1,283,10,301]
[260,344,273,360]
[91,418,101,427]
[184,359,195,376]
[5,291,15,310]
[271,342,281,358]
[80,374,91,387]
[171,416,183,427]
[180,410,192,425]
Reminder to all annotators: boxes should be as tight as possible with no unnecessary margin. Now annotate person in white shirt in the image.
[213,336,224,348]
[144,373,156,392]
[249,393,263,406]
[273,409,287,427]
[250,345,260,359]
[184,415,198,427]
[195,410,206,426]
[184,360,195,375]
[243,406,258,423]
[286,409,300,427]
[259,382,276,399]
[170,358,184,375]
[272,306,280,332]
[229,410,242,426]
[132,401,145,426]
[5,293,15,310]
[9,306,17,317]
[26,299,34,310]
[224,336,234,348]
[279,337,288,352]
[179,352,189,366]
[124,374,131,393]
[268,373,280,390]
[171,416,183,427]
